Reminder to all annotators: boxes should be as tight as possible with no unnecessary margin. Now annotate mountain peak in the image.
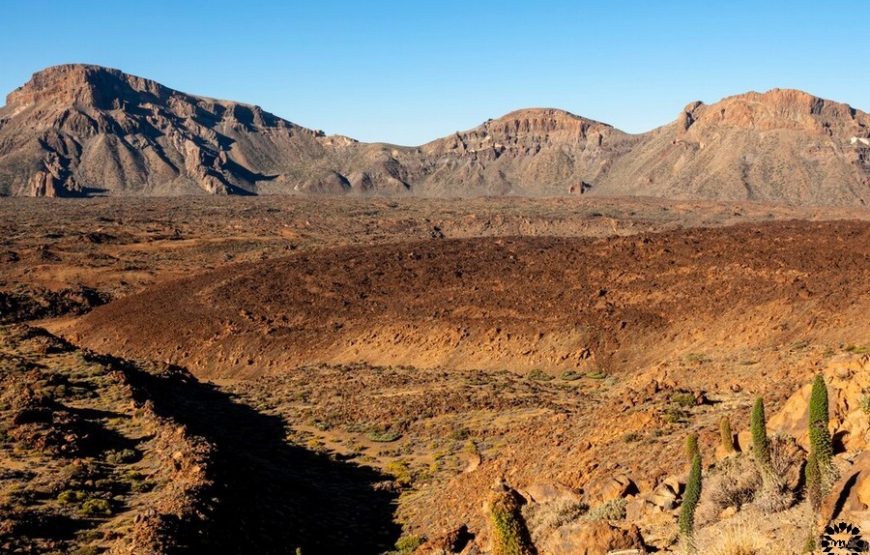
[6,64,174,110]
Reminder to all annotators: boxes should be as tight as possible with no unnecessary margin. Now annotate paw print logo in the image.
[820,521,867,555]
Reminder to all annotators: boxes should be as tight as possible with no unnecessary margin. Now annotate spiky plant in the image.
[719,415,735,454]
[808,374,835,489]
[686,433,700,462]
[487,482,536,555]
[751,397,772,473]
[679,452,703,552]
[805,450,822,511]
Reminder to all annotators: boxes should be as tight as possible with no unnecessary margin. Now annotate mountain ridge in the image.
[1,64,868,204]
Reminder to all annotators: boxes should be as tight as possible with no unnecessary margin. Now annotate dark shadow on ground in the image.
[121,362,401,555]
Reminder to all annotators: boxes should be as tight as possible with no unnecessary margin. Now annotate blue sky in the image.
[2,1,868,145]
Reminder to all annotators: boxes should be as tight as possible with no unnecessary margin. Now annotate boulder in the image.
[819,452,870,530]
[544,521,645,555]
[522,482,583,505]
[584,474,638,505]
[768,354,869,453]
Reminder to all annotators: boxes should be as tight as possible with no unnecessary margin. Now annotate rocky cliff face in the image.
[1,65,869,204]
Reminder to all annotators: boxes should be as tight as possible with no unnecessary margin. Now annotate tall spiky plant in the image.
[679,451,702,552]
[487,481,536,555]
[719,415,735,455]
[751,397,772,473]
[805,450,822,511]
[808,374,835,489]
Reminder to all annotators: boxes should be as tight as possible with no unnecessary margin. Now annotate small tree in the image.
[679,452,702,552]
[719,415,735,454]
[808,374,835,489]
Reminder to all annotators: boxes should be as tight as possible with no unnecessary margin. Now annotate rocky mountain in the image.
[1,64,869,204]
[598,89,870,204]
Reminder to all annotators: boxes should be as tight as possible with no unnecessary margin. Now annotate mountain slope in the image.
[1,65,870,204]
[597,89,870,204]
[0,64,408,196]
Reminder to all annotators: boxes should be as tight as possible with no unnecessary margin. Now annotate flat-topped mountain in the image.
[1,64,869,204]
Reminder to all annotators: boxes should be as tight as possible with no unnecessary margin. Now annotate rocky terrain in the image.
[1,64,869,205]
[0,194,866,554]
[52,216,869,553]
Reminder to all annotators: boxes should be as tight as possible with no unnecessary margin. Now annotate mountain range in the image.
[0,64,868,205]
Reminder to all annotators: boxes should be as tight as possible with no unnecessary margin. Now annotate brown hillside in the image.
[62,220,870,380]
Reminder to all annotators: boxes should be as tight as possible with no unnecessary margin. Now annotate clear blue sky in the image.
[2,1,868,145]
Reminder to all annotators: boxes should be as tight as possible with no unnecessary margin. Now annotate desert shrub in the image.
[586,370,608,380]
[720,415,735,454]
[389,535,425,554]
[105,448,138,464]
[57,489,86,504]
[622,432,641,443]
[367,429,402,443]
[487,484,535,555]
[530,498,588,530]
[527,369,553,382]
[860,393,870,414]
[700,523,770,555]
[663,405,691,425]
[671,391,697,408]
[679,453,702,547]
[585,498,626,521]
[79,498,112,517]
[385,460,413,486]
[559,370,583,381]
[697,455,761,525]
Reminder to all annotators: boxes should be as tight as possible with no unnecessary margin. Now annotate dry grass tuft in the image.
[701,523,770,555]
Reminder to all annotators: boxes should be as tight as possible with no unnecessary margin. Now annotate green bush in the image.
[527,369,553,382]
[367,429,402,443]
[390,535,424,554]
[57,489,86,504]
[79,498,112,517]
